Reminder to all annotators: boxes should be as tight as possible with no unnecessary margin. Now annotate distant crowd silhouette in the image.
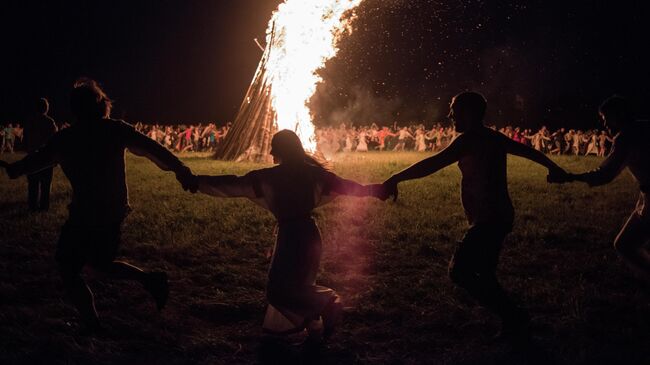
[113,121,617,156]
[3,116,617,157]
[1,79,648,348]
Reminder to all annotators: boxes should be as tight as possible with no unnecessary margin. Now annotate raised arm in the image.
[572,134,628,186]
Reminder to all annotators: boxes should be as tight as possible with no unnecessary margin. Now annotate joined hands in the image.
[372,177,399,202]
[176,167,199,193]
[547,167,574,184]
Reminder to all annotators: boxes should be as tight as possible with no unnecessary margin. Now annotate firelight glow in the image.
[264,0,363,151]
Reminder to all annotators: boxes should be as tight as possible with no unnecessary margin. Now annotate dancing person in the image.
[415,127,427,152]
[382,92,568,340]
[584,130,599,156]
[0,79,197,333]
[393,127,413,151]
[356,128,369,152]
[552,96,650,280]
[597,130,614,157]
[2,123,15,154]
[195,129,383,343]
[22,98,58,211]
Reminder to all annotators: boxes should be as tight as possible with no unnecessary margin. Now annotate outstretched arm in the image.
[325,172,383,198]
[380,136,463,201]
[503,135,565,175]
[4,142,60,179]
[122,123,196,192]
[387,135,463,184]
[197,173,261,200]
[573,135,628,186]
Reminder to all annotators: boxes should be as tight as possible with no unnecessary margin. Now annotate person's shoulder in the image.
[106,118,133,129]
[49,124,74,143]
[245,166,275,179]
[105,119,139,136]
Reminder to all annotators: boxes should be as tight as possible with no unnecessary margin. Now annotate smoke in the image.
[310,83,446,127]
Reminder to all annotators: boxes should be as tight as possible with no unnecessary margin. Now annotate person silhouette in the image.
[551,96,650,280]
[0,79,197,333]
[195,129,384,343]
[22,97,58,211]
[382,92,568,340]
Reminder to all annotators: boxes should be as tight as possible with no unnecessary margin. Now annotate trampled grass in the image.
[0,152,648,364]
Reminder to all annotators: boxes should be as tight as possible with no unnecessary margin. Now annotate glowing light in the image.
[264,0,362,151]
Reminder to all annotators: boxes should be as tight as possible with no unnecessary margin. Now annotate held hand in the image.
[382,178,399,202]
[547,167,573,184]
[367,184,388,200]
[0,160,18,179]
[176,168,199,193]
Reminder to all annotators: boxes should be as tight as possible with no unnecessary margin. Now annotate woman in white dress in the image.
[343,130,353,152]
[356,129,368,152]
[415,128,427,152]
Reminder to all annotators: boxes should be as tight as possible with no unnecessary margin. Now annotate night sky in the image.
[2,0,649,130]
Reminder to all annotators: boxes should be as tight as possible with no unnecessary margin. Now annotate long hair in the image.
[270,130,328,170]
[70,78,113,121]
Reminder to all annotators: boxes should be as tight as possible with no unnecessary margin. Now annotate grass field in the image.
[0,152,648,364]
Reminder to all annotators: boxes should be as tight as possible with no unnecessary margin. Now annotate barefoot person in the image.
[382,92,568,339]
[196,129,383,343]
[555,96,650,279]
[0,79,196,332]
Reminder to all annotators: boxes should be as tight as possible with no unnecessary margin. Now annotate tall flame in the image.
[264,0,362,151]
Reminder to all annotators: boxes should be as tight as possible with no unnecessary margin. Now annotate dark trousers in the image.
[27,168,53,211]
[448,224,525,324]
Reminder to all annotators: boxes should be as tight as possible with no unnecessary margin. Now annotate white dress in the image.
[356,131,368,152]
[415,132,427,151]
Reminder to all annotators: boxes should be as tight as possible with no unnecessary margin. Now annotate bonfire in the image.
[214,0,363,162]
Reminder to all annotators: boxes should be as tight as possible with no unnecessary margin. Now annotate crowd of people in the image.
[315,124,616,156]
[0,121,617,157]
[119,122,617,157]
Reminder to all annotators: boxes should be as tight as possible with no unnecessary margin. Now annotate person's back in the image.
[0,79,195,332]
[457,127,514,227]
[250,163,322,223]
[48,119,135,224]
[383,91,567,340]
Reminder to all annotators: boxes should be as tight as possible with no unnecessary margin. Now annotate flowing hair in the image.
[270,130,330,170]
[70,78,113,120]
